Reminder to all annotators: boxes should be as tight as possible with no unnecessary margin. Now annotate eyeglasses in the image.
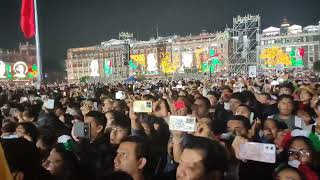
[287,149,311,158]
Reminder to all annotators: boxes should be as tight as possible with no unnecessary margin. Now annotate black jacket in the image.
[75,135,116,179]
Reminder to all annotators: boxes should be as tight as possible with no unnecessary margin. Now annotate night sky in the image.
[0,0,319,74]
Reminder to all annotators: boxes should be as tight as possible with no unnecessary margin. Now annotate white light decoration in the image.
[0,61,6,78]
[90,60,100,77]
[147,53,158,72]
[13,61,28,78]
[181,52,193,68]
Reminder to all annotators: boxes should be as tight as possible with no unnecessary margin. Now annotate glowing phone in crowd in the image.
[169,116,196,132]
[73,122,91,139]
[133,101,153,113]
[239,142,276,163]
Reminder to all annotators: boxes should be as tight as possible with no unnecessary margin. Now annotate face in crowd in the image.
[114,137,148,179]
[80,100,93,116]
[277,96,294,116]
[287,137,313,165]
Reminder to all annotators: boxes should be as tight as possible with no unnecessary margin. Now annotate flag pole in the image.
[33,0,42,84]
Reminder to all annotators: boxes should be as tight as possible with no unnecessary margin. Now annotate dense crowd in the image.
[0,71,320,180]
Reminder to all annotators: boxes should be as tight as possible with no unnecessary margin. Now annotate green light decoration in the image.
[209,49,215,57]
[5,64,12,79]
[28,73,34,79]
[129,60,138,70]
[32,64,38,71]
[289,48,304,68]
[103,59,112,75]
[201,58,221,73]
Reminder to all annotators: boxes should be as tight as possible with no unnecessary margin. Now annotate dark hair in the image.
[273,165,306,180]
[86,111,108,130]
[277,94,294,103]
[184,135,228,173]
[230,92,246,104]
[17,122,39,142]
[1,121,17,134]
[121,136,150,160]
[207,91,221,99]
[1,138,41,180]
[195,96,211,110]
[238,104,252,112]
[279,82,294,94]
[229,115,251,130]
[113,113,131,135]
[52,143,82,180]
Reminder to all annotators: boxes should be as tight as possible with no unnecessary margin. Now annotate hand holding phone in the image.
[133,101,153,113]
[73,122,91,139]
[169,116,196,132]
[239,142,276,163]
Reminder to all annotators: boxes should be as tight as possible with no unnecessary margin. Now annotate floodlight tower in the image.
[228,15,261,75]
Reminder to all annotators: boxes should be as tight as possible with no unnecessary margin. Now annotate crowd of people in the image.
[0,71,320,180]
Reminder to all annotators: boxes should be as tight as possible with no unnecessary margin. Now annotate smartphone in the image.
[73,122,91,139]
[133,101,153,113]
[169,116,196,132]
[239,142,276,163]
[115,91,125,100]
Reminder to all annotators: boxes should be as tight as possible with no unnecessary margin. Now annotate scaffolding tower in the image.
[228,15,261,75]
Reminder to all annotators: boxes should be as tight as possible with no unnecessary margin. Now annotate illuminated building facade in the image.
[0,43,38,80]
[259,20,320,69]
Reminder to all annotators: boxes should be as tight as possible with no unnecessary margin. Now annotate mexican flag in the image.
[20,0,35,39]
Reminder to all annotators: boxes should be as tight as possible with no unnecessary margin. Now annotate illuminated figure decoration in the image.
[0,61,6,78]
[180,52,193,72]
[201,48,221,73]
[27,64,38,78]
[260,47,291,67]
[129,60,138,70]
[90,60,100,77]
[13,61,28,78]
[289,47,304,67]
[6,64,12,79]
[147,53,158,72]
[160,52,177,74]
[130,54,146,66]
[103,59,112,76]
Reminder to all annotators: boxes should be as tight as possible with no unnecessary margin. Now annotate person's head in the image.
[1,138,41,180]
[227,115,251,137]
[80,100,94,116]
[22,109,37,122]
[177,136,228,180]
[114,136,150,178]
[207,91,220,109]
[298,86,314,103]
[235,104,252,119]
[84,111,107,142]
[273,165,305,180]
[262,118,280,142]
[1,121,17,137]
[113,100,128,113]
[259,93,271,105]
[36,134,57,162]
[1,103,11,117]
[195,117,215,140]
[102,98,114,113]
[43,143,80,179]
[284,136,315,166]
[110,116,131,146]
[16,122,39,142]
[279,83,294,96]
[221,87,233,102]
[229,92,246,114]
[297,109,314,126]
[192,97,211,119]
[277,95,294,116]
[54,104,65,117]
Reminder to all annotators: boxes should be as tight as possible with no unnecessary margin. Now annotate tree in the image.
[260,47,291,67]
